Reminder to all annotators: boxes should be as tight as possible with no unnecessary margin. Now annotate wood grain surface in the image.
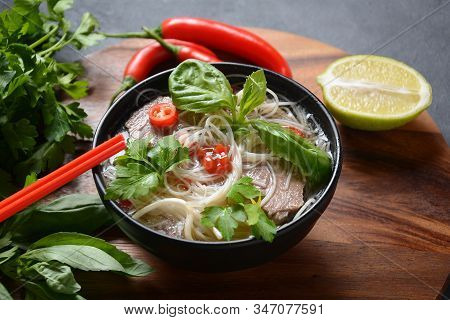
[53,28,450,299]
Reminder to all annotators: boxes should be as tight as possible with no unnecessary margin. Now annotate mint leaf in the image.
[239,70,267,119]
[251,212,277,242]
[227,176,261,204]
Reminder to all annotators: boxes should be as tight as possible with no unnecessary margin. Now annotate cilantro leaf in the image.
[104,163,160,200]
[251,212,277,243]
[227,176,261,204]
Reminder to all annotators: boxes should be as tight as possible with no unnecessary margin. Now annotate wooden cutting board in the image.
[57,28,449,299]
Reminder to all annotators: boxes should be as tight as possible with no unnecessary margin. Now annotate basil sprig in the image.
[169,59,235,113]
[169,60,332,190]
[0,194,152,300]
[251,120,332,190]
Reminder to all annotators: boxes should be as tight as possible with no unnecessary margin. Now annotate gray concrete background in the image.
[2,0,450,142]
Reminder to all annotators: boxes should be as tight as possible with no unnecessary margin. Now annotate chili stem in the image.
[99,27,179,55]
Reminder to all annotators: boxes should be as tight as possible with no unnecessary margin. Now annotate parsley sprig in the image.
[201,177,277,242]
[0,0,104,196]
[104,136,189,200]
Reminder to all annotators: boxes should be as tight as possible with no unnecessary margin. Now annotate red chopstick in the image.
[0,134,126,223]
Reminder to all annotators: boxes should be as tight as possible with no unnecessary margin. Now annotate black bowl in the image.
[92,62,342,272]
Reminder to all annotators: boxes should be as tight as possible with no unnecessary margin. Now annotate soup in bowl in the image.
[93,61,342,271]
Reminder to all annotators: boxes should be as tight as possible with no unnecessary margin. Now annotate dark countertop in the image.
[2,0,449,143]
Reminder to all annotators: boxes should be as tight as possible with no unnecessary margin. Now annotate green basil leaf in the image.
[20,261,81,295]
[169,59,235,113]
[239,70,267,119]
[26,233,152,277]
[251,119,331,190]
[20,245,125,272]
[0,281,12,300]
[24,281,84,300]
[0,246,19,265]
[4,194,112,244]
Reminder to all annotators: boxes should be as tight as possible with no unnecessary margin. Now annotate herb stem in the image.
[38,33,68,56]
[29,25,58,50]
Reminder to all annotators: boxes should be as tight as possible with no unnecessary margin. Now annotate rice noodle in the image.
[104,80,331,242]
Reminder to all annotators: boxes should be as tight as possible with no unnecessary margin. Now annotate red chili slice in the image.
[148,102,178,128]
[286,126,306,138]
[197,144,231,174]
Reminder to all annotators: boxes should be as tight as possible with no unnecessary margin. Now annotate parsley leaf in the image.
[0,1,103,192]
[105,136,189,200]
[104,163,160,200]
[201,205,245,241]
[201,177,277,242]
[251,211,277,243]
[227,176,261,204]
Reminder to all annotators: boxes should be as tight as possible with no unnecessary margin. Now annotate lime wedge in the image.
[317,55,432,130]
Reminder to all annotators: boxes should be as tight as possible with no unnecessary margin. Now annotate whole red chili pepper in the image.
[157,17,293,78]
[108,37,220,103]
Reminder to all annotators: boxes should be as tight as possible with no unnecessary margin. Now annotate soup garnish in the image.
[103,60,332,242]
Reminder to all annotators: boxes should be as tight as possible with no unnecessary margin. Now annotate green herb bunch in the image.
[0,194,152,300]
[0,0,105,196]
